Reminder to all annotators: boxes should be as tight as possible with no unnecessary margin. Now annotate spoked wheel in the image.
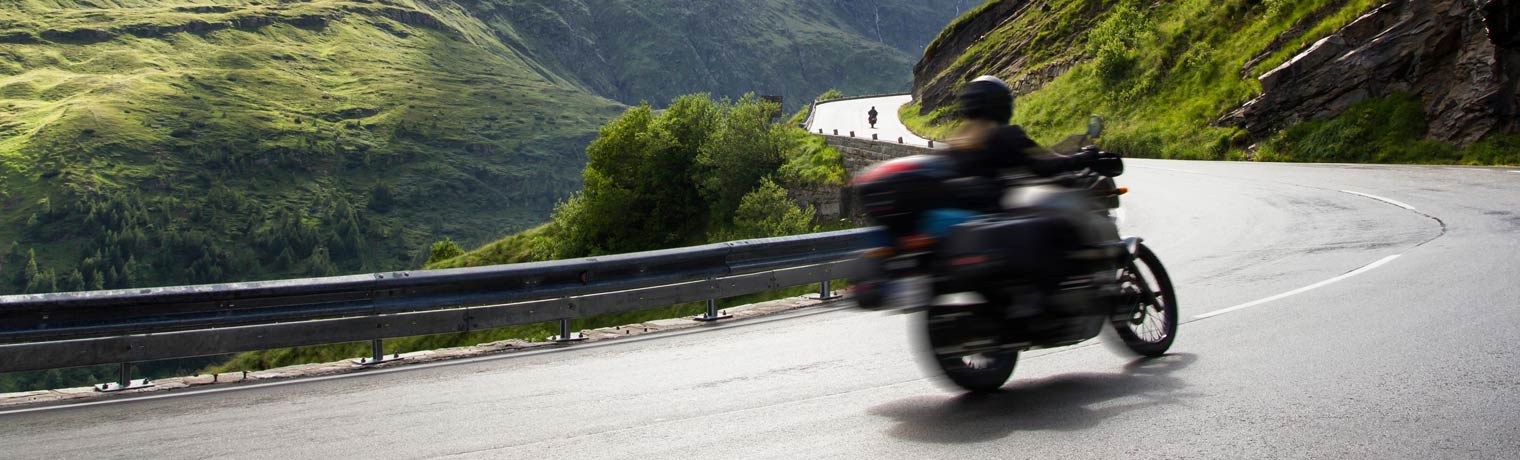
[1111,243,1178,356]
[924,304,1019,393]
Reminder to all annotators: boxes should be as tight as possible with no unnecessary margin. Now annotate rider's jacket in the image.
[948,125,1083,178]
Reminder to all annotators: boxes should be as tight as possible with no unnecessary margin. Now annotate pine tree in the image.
[90,270,105,291]
[18,249,37,289]
[66,269,86,292]
[123,256,140,288]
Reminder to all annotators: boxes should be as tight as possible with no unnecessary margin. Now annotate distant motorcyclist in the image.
[868,106,879,129]
[947,76,1095,179]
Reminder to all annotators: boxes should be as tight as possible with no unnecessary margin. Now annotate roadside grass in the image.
[898,101,959,141]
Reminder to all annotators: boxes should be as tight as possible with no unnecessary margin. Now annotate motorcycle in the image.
[847,148,1178,392]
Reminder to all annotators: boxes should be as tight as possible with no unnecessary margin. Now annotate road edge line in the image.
[1341,190,1417,211]
[1193,254,1402,320]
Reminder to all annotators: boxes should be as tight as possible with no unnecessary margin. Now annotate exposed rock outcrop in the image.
[910,0,1103,115]
[1220,0,1520,146]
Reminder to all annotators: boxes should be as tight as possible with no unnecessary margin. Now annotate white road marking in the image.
[1194,254,1401,320]
[1341,190,1416,211]
[1510,170,1520,174]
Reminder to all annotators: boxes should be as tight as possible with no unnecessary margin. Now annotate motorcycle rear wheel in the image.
[1111,243,1178,356]
[925,305,1019,392]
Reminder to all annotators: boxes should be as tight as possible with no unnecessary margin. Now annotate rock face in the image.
[1221,0,1520,146]
[910,0,1102,115]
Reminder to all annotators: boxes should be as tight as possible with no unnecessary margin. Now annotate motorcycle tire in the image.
[1111,243,1178,356]
[924,305,1019,392]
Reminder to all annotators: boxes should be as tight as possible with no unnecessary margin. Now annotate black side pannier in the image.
[940,215,1069,281]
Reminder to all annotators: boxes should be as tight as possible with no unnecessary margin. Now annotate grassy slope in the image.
[0,0,625,290]
[903,0,1518,165]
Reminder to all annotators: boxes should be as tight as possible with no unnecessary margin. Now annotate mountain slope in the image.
[905,0,1519,164]
[460,0,971,111]
[0,0,625,292]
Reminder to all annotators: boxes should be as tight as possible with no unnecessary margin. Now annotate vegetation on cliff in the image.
[904,0,1519,165]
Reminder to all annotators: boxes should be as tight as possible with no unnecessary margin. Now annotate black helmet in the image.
[956,75,1013,124]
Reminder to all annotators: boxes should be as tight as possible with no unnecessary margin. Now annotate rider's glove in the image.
[1071,146,1102,168]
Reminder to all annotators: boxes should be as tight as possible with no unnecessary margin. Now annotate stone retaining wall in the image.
[788,134,934,222]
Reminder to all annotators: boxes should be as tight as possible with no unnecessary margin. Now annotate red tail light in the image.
[898,234,936,251]
[853,161,921,185]
[952,255,988,266]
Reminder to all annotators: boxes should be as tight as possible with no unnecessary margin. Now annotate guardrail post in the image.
[872,133,878,140]
[693,298,732,322]
[93,362,154,392]
[353,338,402,366]
[552,318,588,342]
[810,280,842,301]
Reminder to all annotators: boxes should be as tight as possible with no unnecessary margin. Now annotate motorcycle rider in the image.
[868,106,879,129]
[940,75,1108,261]
[947,76,1096,180]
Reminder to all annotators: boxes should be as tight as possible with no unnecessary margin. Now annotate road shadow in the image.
[868,353,1200,444]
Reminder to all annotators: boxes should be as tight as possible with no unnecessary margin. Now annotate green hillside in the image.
[903,0,1519,165]
[0,0,627,294]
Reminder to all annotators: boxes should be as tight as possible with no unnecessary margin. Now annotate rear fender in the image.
[1122,237,1144,262]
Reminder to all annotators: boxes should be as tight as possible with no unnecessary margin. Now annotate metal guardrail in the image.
[0,229,872,386]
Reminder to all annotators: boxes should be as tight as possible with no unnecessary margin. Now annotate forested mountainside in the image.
[456,0,976,111]
[0,0,964,296]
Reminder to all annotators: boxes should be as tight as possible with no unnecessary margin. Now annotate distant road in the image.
[6,161,1520,458]
[807,94,938,148]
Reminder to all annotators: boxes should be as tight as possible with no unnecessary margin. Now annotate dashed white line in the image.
[1510,170,1520,174]
[1341,190,1416,211]
[1194,255,1402,320]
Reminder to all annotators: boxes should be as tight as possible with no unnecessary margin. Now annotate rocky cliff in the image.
[1220,0,1519,146]
[910,0,1103,116]
[908,0,1518,158]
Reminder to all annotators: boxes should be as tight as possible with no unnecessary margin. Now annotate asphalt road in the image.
[4,159,1518,459]
[807,94,938,148]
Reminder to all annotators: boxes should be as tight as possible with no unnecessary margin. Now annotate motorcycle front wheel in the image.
[1111,243,1178,356]
[924,304,1019,392]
